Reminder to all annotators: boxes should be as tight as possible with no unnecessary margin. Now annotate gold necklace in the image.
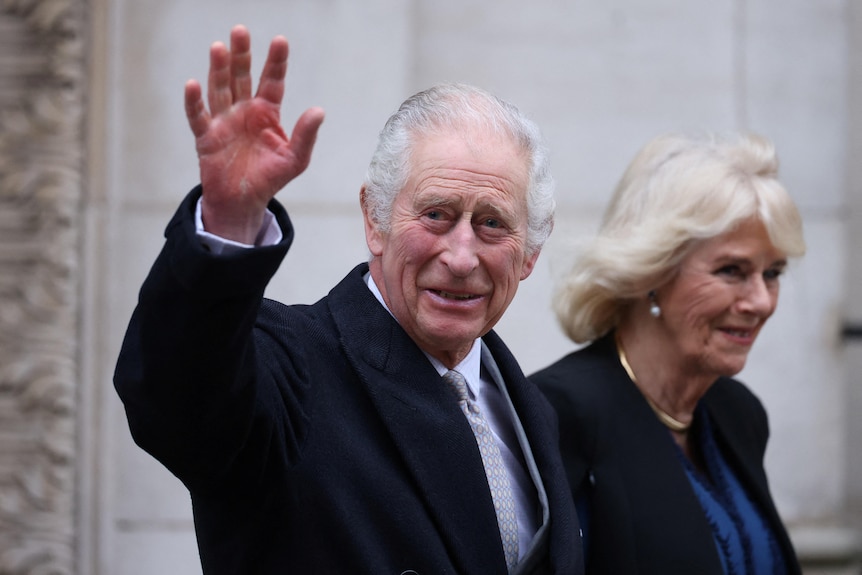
[614,335,691,433]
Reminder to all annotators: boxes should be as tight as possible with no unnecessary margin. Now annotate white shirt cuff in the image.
[194,197,283,255]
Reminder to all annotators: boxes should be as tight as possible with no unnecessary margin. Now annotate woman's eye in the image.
[716,264,743,277]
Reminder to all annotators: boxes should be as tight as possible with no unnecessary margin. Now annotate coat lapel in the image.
[326,264,508,573]
[482,331,583,575]
[704,387,772,504]
[703,382,801,575]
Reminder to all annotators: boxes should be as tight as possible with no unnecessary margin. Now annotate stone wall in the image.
[0,0,86,573]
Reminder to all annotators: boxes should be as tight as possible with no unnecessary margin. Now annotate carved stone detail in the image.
[0,0,86,573]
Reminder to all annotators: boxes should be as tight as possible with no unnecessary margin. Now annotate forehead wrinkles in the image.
[408,130,529,186]
[412,161,526,190]
[402,128,531,218]
[412,176,526,222]
[416,169,523,197]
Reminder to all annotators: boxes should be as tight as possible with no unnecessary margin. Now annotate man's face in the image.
[363,127,539,367]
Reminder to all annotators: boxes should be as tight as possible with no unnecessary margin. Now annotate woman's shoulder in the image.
[704,376,767,417]
[529,335,629,409]
[703,377,770,446]
[531,333,616,376]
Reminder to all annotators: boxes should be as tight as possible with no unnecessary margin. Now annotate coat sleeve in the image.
[113,186,303,493]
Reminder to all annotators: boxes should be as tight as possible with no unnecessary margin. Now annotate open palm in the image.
[185,26,325,243]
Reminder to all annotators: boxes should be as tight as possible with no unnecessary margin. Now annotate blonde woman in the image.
[531,133,804,574]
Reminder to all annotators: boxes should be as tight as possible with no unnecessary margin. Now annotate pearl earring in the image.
[648,291,661,318]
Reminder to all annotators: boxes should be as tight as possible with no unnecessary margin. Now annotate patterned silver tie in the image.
[443,369,519,570]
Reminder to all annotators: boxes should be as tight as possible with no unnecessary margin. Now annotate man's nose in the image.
[441,219,480,277]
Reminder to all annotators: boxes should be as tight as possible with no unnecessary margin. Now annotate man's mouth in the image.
[435,290,478,301]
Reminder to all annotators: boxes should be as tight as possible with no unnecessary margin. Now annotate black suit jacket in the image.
[114,188,583,574]
[530,334,800,575]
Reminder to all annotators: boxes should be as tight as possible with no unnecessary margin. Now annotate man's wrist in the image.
[194,197,283,254]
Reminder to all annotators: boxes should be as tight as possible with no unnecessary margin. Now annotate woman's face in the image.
[655,217,787,380]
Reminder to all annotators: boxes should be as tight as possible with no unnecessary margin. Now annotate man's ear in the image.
[520,250,541,281]
[360,185,384,256]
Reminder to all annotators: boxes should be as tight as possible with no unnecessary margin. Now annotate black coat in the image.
[114,188,584,574]
[530,334,800,575]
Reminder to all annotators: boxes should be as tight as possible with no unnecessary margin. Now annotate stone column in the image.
[0,0,86,573]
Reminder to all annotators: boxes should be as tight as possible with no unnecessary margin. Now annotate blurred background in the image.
[1,0,860,573]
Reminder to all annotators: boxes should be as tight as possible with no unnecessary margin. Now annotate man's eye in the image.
[764,268,783,281]
[483,218,501,229]
[425,210,443,220]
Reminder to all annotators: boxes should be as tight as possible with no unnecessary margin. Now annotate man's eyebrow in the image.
[413,191,456,207]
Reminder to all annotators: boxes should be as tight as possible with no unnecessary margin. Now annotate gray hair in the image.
[555,132,807,343]
[362,83,555,256]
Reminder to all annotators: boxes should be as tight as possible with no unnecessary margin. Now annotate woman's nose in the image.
[739,274,777,317]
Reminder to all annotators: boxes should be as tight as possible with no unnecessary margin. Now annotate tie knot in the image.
[443,370,470,403]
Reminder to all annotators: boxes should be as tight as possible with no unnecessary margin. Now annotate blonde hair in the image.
[555,133,806,343]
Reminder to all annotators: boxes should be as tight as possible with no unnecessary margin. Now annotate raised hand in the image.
[184,25,325,244]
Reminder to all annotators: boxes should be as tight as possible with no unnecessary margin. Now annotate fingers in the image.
[206,27,284,115]
[192,26,291,141]
[288,107,326,171]
[207,41,233,116]
[229,25,252,102]
[184,79,210,138]
[256,35,289,106]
